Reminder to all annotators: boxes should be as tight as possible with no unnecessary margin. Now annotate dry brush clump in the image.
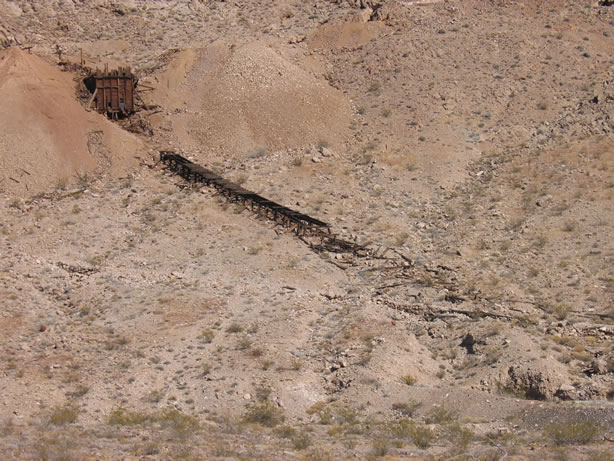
[242,402,285,428]
[387,419,436,449]
[546,421,603,446]
[108,407,199,438]
[48,403,80,426]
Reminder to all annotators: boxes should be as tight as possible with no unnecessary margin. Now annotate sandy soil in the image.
[0,1,613,459]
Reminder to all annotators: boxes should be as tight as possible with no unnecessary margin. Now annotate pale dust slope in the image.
[308,20,386,50]
[148,42,353,158]
[0,48,142,196]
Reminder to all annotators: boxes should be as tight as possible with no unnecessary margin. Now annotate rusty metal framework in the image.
[91,66,135,118]
[160,151,364,254]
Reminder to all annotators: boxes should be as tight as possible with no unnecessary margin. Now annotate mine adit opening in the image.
[83,65,137,120]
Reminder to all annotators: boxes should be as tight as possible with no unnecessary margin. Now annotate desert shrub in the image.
[200,329,215,343]
[243,402,285,427]
[75,172,91,188]
[201,362,212,376]
[255,385,272,402]
[156,408,199,438]
[401,375,417,386]
[412,425,435,449]
[562,220,577,232]
[307,401,332,425]
[392,400,421,417]
[292,432,312,450]
[446,423,474,450]
[275,425,297,439]
[49,403,79,425]
[9,199,22,210]
[144,389,164,403]
[425,406,458,424]
[551,303,571,320]
[389,418,413,438]
[237,338,252,350]
[371,440,390,457]
[67,385,89,398]
[388,419,435,448]
[108,407,198,437]
[108,407,150,426]
[586,449,614,461]
[226,323,243,334]
[334,406,360,426]
[546,421,602,445]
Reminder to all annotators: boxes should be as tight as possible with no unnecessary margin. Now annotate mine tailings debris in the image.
[160,151,366,255]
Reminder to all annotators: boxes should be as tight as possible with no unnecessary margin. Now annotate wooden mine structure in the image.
[160,151,365,254]
[90,66,135,118]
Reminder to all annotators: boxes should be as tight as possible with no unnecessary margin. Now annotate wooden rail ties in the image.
[159,151,366,255]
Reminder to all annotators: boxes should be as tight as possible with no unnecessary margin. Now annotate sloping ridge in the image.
[0,48,142,195]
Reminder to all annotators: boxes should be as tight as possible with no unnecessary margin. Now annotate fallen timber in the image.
[159,151,367,255]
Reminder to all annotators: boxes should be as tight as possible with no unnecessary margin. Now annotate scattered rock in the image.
[555,383,577,401]
[587,358,608,376]
[505,366,563,401]
[319,147,334,157]
[354,7,373,23]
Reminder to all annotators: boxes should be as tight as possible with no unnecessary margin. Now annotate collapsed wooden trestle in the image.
[160,151,363,254]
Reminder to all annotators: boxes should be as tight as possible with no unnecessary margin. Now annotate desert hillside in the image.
[0,1,613,460]
[0,48,143,195]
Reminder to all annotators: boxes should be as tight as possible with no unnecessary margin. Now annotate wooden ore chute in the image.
[87,66,135,118]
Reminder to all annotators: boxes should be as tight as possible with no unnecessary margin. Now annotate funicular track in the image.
[159,151,367,255]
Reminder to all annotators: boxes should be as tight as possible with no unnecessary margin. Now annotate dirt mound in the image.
[308,21,386,50]
[0,48,142,195]
[147,42,353,157]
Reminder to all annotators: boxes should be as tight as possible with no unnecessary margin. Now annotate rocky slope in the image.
[1,1,613,459]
